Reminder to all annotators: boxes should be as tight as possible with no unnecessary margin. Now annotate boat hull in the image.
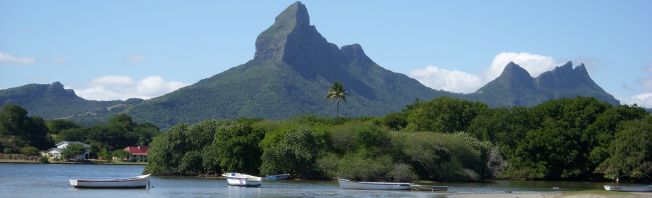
[604,185,652,192]
[69,174,150,189]
[223,173,262,187]
[338,179,411,190]
[264,174,290,180]
[226,177,262,187]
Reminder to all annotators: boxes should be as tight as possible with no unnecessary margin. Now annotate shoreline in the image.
[0,159,147,165]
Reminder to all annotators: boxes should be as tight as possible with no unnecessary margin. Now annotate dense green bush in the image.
[260,127,330,179]
[61,143,86,160]
[139,96,652,182]
[19,146,40,156]
[597,117,652,181]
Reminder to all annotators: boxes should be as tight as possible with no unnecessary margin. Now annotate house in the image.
[45,141,91,160]
[123,146,148,161]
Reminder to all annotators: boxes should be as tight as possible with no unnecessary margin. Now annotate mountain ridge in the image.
[469,61,619,106]
[0,2,622,128]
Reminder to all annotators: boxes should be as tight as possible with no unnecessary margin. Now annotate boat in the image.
[338,178,411,190]
[264,174,291,180]
[604,185,652,192]
[69,174,150,189]
[222,172,262,187]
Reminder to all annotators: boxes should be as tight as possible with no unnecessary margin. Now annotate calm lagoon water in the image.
[0,163,611,198]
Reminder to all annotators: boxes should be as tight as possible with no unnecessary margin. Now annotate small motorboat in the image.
[338,178,411,190]
[264,174,291,180]
[604,185,652,192]
[222,172,262,187]
[69,174,150,189]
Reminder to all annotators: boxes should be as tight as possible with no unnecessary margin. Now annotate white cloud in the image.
[0,51,36,65]
[411,51,566,93]
[126,55,146,62]
[410,65,483,93]
[486,52,561,81]
[76,75,188,100]
[623,93,652,108]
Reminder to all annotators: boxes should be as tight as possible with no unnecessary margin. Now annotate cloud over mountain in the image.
[411,52,563,93]
[76,75,187,100]
[410,65,482,93]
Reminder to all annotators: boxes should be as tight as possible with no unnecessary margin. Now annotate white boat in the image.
[69,174,150,189]
[604,185,652,192]
[222,172,262,187]
[338,178,411,190]
[264,174,291,180]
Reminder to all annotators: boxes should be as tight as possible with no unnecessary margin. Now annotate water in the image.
[0,163,611,198]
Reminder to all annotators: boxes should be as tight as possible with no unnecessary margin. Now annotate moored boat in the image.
[264,174,291,180]
[222,172,262,187]
[604,185,652,192]
[338,178,411,190]
[69,174,150,189]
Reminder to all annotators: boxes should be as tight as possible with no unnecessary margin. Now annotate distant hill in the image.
[468,61,619,106]
[0,2,622,128]
[0,82,143,122]
[125,2,455,127]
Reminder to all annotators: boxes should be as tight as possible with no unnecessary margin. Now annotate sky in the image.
[1,1,652,106]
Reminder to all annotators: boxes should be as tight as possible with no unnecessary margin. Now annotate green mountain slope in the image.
[468,61,619,106]
[0,82,140,120]
[0,2,622,128]
[127,2,453,127]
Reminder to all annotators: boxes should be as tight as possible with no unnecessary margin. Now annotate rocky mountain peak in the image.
[254,1,316,62]
[501,62,533,80]
[341,44,372,64]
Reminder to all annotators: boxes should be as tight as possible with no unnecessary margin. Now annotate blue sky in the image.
[1,1,651,106]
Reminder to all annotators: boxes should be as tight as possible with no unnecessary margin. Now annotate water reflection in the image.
[0,163,611,198]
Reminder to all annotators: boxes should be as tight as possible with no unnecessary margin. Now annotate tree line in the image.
[144,96,652,182]
[0,104,160,161]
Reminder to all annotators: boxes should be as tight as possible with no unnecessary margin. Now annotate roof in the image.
[55,141,90,148]
[124,146,148,156]
[46,148,62,153]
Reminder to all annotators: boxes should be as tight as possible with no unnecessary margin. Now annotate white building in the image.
[45,141,91,160]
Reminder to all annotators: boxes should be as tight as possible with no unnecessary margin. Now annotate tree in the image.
[46,119,80,134]
[327,82,347,117]
[260,127,330,179]
[61,143,86,161]
[112,149,130,160]
[214,120,264,174]
[0,104,30,136]
[19,146,40,156]
[0,104,51,149]
[404,97,487,133]
[597,117,652,182]
[179,150,203,175]
[108,113,135,132]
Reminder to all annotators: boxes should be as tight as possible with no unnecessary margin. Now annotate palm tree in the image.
[327,81,347,117]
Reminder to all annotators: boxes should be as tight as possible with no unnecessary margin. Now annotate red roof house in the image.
[123,146,148,161]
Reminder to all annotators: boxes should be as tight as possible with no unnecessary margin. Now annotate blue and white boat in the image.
[265,174,291,180]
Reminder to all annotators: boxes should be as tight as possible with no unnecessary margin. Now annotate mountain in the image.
[469,61,619,106]
[125,2,454,127]
[0,2,623,128]
[0,82,143,121]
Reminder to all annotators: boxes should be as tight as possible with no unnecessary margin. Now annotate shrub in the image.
[39,156,49,163]
[19,146,40,156]
[387,163,418,182]
[112,150,130,160]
